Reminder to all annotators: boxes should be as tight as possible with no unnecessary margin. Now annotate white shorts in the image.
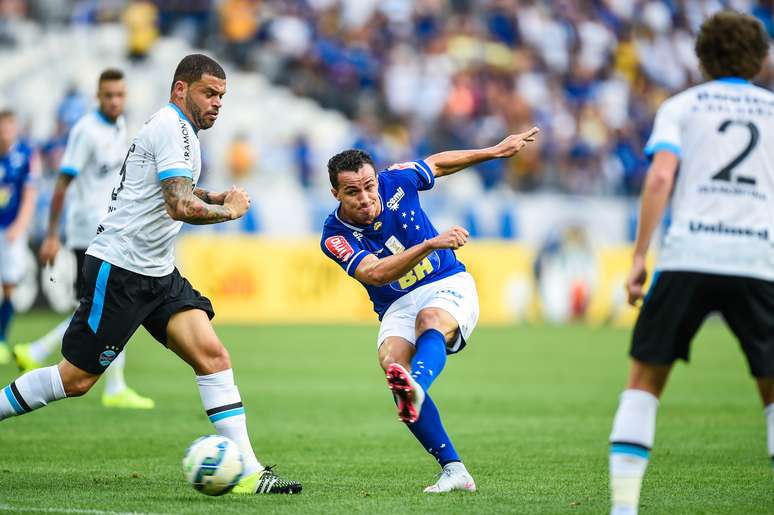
[0,230,27,285]
[377,271,479,354]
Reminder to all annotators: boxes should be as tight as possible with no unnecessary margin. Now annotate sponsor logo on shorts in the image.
[99,346,120,367]
[325,235,354,262]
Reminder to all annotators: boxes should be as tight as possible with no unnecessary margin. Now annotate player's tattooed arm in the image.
[161,177,250,225]
[193,188,226,205]
[425,127,540,178]
[354,226,469,286]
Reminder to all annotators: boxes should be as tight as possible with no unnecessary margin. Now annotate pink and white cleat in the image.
[385,363,425,424]
[424,462,477,493]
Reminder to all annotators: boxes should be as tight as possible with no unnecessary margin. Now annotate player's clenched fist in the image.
[223,186,251,220]
[39,235,61,265]
[492,127,540,158]
[429,226,469,250]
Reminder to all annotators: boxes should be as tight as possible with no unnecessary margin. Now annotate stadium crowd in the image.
[2,1,774,202]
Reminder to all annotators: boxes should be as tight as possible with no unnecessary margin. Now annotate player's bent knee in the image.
[415,308,444,333]
[195,340,231,374]
[63,375,98,397]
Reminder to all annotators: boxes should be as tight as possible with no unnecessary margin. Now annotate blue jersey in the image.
[0,141,37,228]
[321,160,466,319]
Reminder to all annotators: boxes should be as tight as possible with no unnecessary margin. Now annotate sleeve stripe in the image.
[644,141,681,158]
[60,167,79,176]
[414,160,433,184]
[346,249,368,276]
[158,168,193,180]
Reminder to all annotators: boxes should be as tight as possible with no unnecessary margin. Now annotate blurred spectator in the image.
[226,133,256,183]
[219,0,260,70]
[122,0,159,62]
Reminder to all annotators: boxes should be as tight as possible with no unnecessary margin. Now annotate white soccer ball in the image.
[183,435,244,496]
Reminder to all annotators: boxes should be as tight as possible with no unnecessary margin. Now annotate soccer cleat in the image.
[424,462,476,493]
[0,342,10,365]
[12,343,42,373]
[231,466,302,494]
[101,387,155,409]
[386,363,425,424]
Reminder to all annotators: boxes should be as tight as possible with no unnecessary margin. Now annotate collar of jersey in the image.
[334,192,385,232]
[95,110,117,126]
[715,77,751,85]
[167,102,199,135]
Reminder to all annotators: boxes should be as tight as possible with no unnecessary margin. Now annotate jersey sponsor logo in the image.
[352,231,363,242]
[179,119,192,162]
[386,187,405,211]
[391,252,441,291]
[689,220,769,241]
[385,235,405,255]
[325,235,355,262]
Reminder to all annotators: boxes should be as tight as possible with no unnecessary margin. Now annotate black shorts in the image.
[73,248,87,299]
[631,271,774,378]
[62,255,214,374]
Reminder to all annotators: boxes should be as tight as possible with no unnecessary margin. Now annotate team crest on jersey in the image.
[386,187,405,211]
[325,235,354,262]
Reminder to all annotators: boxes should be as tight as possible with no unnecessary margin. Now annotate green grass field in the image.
[0,313,771,514]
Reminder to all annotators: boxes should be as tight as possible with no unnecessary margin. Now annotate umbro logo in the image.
[386,187,405,211]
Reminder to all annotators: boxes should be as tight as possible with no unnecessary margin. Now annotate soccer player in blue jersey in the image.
[321,127,539,492]
[0,110,39,364]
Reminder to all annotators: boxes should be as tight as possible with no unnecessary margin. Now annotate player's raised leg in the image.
[0,358,99,420]
[165,308,301,494]
[609,360,671,515]
[756,379,774,470]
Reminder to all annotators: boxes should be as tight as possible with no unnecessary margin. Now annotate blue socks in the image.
[406,393,460,466]
[411,328,447,392]
[402,328,460,466]
[0,298,13,342]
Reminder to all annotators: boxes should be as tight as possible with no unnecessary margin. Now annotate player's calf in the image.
[0,365,67,420]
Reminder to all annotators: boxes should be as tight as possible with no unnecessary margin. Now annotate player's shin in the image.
[609,389,659,515]
[765,403,774,468]
[411,329,447,392]
[196,369,262,475]
[0,297,13,343]
[0,366,66,420]
[404,393,460,466]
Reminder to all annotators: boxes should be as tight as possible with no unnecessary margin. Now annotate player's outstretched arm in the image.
[39,173,75,264]
[626,150,679,306]
[424,127,539,178]
[354,226,469,286]
[161,177,249,225]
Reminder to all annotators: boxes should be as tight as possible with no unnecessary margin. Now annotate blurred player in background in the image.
[0,54,301,494]
[13,69,155,410]
[0,110,39,364]
[321,128,539,492]
[609,11,774,515]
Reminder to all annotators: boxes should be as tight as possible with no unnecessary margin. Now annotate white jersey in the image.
[87,104,201,277]
[646,78,774,281]
[59,111,128,249]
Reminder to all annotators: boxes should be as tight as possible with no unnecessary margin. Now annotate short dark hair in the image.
[98,68,124,84]
[170,54,226,94]
[0,109,15,121]
[327,149,376,188]
[695,11,769,80]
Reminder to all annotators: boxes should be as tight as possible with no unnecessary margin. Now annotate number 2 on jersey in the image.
[711,119,758,185]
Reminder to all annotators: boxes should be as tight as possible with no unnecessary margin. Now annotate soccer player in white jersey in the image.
[12,69,154,410]
[0,54,301,494]
[608,12,774,514]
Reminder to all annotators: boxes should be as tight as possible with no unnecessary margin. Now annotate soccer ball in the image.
[182,435,244,496]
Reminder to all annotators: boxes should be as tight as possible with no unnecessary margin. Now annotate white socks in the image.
[0,366,66,420]
[28,317,71,362]
[196,369,262,476]
[102,351,127,396]
[609,389,659,515]
[765,403,774,464]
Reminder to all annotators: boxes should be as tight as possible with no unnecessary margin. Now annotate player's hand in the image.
[428,226,469,250]
[626,255,648,306]
[492,127,540,158]
[223,186,251,220]
[39,236,61,265]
